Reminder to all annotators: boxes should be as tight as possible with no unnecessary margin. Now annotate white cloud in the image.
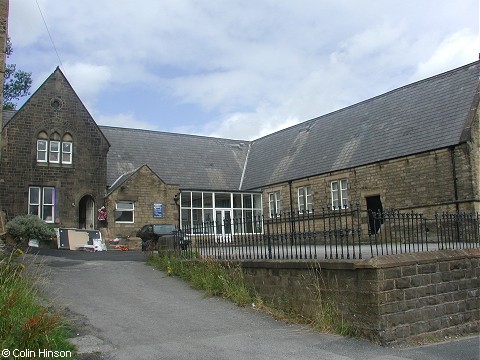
[95,112,159,131]
[8,0,480,141]
[411,30,479,82]
[7,0,44,46]
[201,110,301,141]
[61,62,112,104]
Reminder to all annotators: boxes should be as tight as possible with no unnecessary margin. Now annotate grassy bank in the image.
[147,253,253,306]
[0,249,75,358]
[147,252,355,337]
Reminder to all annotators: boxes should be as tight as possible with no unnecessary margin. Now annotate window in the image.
[331,179,348,209]
[214,193,231,208]
[37,140,48,162]
[62,142,72,163]
[180,191,262,234]
[36,131,73,164]
[298,186,313,213]
[114,201,134,223]
[37,132,48,162]
[268,191,281,217]
[49,141,60,163]
[29,186,55,223]
[62,133,73,164]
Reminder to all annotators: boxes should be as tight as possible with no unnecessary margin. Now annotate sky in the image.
[7,0,480,140]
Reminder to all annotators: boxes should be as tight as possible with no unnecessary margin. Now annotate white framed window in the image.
[36,132,73,165]
[268,191,281,217]
[331,179,348,209]
[298,186,313,213]
[114,201,134,223]
[49,140,60,163]
[42,187,55,222]
[62,141,72,164]
[180,191,262,234]
[29,186,55,223]
[37,140,48,162]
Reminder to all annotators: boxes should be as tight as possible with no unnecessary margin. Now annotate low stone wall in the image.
[238,249,479,345]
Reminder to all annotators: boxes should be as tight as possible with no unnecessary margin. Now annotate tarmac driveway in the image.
[28,249,479,360]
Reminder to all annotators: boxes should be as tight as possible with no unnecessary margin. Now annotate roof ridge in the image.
[99,125,249,143]
[252,60,480,142]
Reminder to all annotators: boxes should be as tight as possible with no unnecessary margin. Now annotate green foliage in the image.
[147,253,253,306]
[3,37,32,110]
[0,250,75,355]
[6,214,56,244]
[310,296,356,336]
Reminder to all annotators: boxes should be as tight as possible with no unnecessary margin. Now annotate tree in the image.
[3,37,32,110]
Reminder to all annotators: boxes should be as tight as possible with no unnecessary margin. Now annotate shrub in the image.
[5,215,56,245]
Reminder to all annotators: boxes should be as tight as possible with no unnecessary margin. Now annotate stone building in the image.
[103,164,179,238]
[0,68,110,229]
[0,61,478,239]
[243,62,480,219]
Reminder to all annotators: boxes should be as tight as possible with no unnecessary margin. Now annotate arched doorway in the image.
[79,195,95,229]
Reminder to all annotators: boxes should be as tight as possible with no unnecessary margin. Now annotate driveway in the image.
[27,249,479,360]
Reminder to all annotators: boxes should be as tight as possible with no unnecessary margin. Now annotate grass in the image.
[147,251,357,337]
[147,252,253,306]
[307,266,357,337]
[0,249,76,358]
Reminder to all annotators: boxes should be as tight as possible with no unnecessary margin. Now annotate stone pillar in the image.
[0,0,8,115]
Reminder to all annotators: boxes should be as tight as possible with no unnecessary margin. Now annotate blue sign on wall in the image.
[153,203,163,218]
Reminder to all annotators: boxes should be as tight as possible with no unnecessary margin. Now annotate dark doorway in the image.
[366,195,383,234]
[79,195,95,229]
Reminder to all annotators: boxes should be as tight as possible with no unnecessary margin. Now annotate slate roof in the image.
[99,126,250,191]
[240,61,480,190]
[106,164,143,195]
[3,62,477,193]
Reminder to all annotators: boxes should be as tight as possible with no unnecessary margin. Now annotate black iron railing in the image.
[174,206,480,260]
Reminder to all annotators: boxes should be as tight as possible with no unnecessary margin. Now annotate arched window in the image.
[49,132,61,163]
[62,133,73,164]
[36,131,48,163]
[36,131,74,165]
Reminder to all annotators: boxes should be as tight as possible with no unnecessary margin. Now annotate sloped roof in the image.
[240,61,480,190]
[106,164,142,195]
[4,62,477,193]
[100,126,250,191]
[106,164,165,195]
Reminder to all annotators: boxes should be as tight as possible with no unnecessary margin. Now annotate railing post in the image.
[267,215,272,260]
[356,203,362,259]
[322,207,328,259]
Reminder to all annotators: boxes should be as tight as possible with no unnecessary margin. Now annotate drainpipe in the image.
[288,181,294,215]
[288,181,295,246]
[449,146,460,213]
[450,146,461,241]
[174,191,180,229]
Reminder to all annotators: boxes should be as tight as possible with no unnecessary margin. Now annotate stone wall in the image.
[468,103,480,213]
[0,68,109,227]
[238,249,479,345]
[105,165,179,239]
